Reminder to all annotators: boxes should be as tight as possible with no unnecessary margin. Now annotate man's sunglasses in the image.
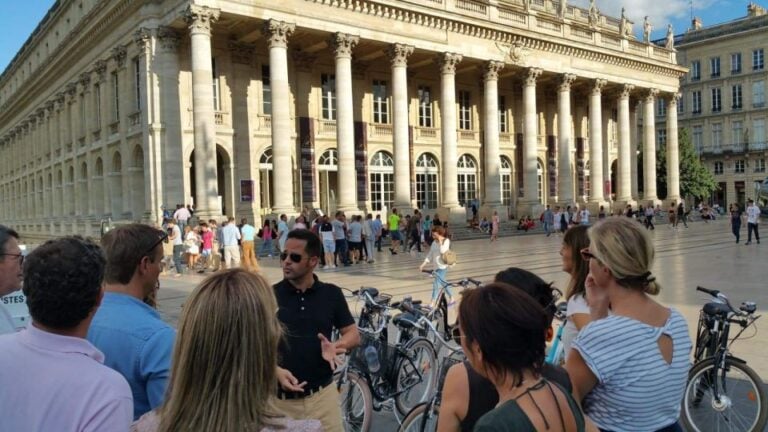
[280,252,304,263]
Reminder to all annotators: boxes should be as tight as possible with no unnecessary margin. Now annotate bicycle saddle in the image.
[392,312,419,329]
[703,302,731,316]
[361,287,379,298]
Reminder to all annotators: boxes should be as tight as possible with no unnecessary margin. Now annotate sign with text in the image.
[1,291,30,330]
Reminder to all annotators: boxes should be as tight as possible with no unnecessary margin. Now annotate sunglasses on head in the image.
[580,248,598,261]
[144,231,169,258]
[280,252,304,263]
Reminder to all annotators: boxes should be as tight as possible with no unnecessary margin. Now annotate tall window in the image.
[732,84,743,109]
[418,86,433,128]
[731,52,742,74]
[261,65,271,115]
[212,58,220,111]
[691,60,701,81]
[321,74,336,121]
[500,156,512,205]
[94,83,101,127]
[714,161,724,175]
[711,87,722,113]
[754,119,766,146]
[678,94,684,114]
[656,99,666,117]
[134,58,141,111]
[369,151,394,211]
[657,129,667,147]
[111,72,119,121]
[372,80,389,124]
[692,91,702,114]
[259,148,273,210]
[457,154,477,206]
[710,57,720,78]
[499,96,508,133]
[537,161,544,203]
[756,159,766,173]
[692,125,704,154]
[735,160,745,173]
[416,153,439,209]
[753,81,765,107]
[458,90,472,130]
[732,120,744,146]
[712,123,723,151]
[753,48,764,71]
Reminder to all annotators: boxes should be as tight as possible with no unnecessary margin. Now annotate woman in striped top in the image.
[566,217,691,432]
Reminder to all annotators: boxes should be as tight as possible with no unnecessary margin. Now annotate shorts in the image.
[323,239,336,253]
[390,230,401,241]
[348,241,362,251]
[202,248,212,257]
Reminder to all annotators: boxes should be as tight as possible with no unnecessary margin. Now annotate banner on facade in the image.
[355,121,368,203]
[299,117,316,204]
[547,136,557,198]
[576,138,585,197]
[240,180,254,202]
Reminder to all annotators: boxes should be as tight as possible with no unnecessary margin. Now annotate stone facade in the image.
[0,0,685,235]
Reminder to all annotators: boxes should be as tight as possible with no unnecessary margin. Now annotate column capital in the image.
[559,73,577,92]
[665,92,681,105]
[591,79,607,95]
[79,72,91,89]
[483,61,505,81]
[157,26,180,52]
[619,84,635,99]
[438,53,463,74]
[45,101,55,114]
[133,27,152,53]
[644,88,660,102]
[330,32,359,59]
[387,44,414,67]
[65,83,78,100]
[94,59,107,82]
[229,41,256,65]
[264,20,295,49]
[184,5,220,36]
[525,68,542,86]
[111,45,127,69]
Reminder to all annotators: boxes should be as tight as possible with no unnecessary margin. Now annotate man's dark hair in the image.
[0,225,20,257]
[101,224,166,284]
[494,267,557,325]
[459,282,548,388]
[287,229,322,258]
[23,236,105,329]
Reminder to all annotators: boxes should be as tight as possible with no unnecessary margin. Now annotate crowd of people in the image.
[0,212,698,432]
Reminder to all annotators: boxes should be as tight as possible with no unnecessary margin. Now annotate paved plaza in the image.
[154,218,768,430]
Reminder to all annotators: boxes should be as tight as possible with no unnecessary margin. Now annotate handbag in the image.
[441,249,457,265]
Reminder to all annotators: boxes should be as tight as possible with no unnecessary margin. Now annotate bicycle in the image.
[544,289,568,366]
[681,286,767,432]
[337,289,438,432]
[419,270,483,344]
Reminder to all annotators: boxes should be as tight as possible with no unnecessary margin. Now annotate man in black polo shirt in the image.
[273,229,360,432]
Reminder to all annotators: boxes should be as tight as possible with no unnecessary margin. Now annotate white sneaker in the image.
[331,264,337,268]
[323,265,330,270]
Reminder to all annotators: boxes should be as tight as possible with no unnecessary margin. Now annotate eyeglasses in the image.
[280,252,304,263]
[0,253,24,266]
[144,232,169,259]
[580,248,598,262]
[450,326,464,345]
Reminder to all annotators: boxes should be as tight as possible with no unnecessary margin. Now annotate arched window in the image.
[500,156,512,206]
[369,151,394,211]
[259,148,273,210]
[537,160,544,203]
[457,154,477,206]
[95,157,104,176]
[318,148,338,168]
[132,145,144,169]
[318,149,338,215]
[415,153,439,210]
[112,152,122,173]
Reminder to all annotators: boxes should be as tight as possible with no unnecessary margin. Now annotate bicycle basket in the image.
[350,331,399,377]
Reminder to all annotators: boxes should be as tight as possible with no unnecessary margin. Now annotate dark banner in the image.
[299,117,315,204]
[355,121,368,203]
[576,137,585,197]
[240,179,254,202]
[547,135,556,199]
[515,133,524,197]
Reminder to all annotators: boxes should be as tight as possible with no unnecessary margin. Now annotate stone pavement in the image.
[154,218,768,430]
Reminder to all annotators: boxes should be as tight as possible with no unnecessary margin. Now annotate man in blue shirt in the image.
[372,214,383,252]
[221,216,242,269]
[87,224,176,420]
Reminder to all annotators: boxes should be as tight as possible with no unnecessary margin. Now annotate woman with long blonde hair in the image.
[132,269,321,432]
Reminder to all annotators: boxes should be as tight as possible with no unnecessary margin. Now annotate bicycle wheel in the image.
[338,370,373,432]
[682,358,768,432]
[395,337,438,416]
[398,402,439,432]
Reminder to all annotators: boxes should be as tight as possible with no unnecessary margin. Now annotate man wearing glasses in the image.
[273,229,360,432]
[86,224,176,420]
[0,225,23,335]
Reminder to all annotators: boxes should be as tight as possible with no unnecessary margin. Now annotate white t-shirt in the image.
[562,294,590,359]
[747,205,760,224]
[580,209,591,224]
[0,304,16,335]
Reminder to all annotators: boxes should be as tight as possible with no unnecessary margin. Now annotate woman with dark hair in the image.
[419,224,453,308]
[560,225,591,359]
[438,268,573,432]
[456,283,585,431]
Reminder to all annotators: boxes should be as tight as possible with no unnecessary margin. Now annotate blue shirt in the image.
[241,224,256,241]
[372,218,383,234]
[86,292,175,420]
[221,224,241,246]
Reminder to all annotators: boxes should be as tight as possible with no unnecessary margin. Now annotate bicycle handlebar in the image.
[696,286,721,297]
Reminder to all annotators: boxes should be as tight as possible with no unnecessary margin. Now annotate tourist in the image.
[438,268,573,432]
[277,214,290,252]
[553,206,563,236]
[88,224,176,420]
[132,269,322,432]
[422,214,433,247]
[419,225,453,308]
[746,199,761,245]
[221,216,241,269]
[490,210,500,242]
[668,202,678,229]
[167,219,184,277]
[0,225,23,334]
[273,230,359,431]
[579,206,591,226]
[332,211,350,266]
[293,215,308,231]
[348,215,363,264]
[645,203,656,230]
[373,214,384,252]
[543,205,554,237]
[0,237,133,431]
[240,217,259,271]
[258,219,274,258]
[567,217,691,431]
[730,203,744,243]
[318,216,336,269]
[183,225,200,272]
[198,222,214,272]
[409,210,423,253]
[457,283,585,431]
[388,208,401,254]
[363,213,376,264]
[172,204,191,233]
[677,202,689,228]
[559,225,591,358]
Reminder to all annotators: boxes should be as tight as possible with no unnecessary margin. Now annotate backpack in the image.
[441,249,458,265]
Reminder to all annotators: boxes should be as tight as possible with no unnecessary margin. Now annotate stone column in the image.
[437,53,463,223]
[557,73,576,205]
[616,84,634,204]
[134,27,158,224]
[630,104,639,200]
[519,68,542,215]
[666,93,681,203]
[331,32,360,212]
[156,27,184,209]
[588,79,606,206]
[481,61,506,218]
[184,5,222,218]
[643,88,659,203]
[388,43,414,210]
[264,19,296,214]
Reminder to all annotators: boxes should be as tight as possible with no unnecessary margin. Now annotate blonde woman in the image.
[182,225,200,272]
[566,218,691,432]
[132,269,321,432]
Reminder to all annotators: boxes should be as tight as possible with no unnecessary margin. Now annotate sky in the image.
[0,0,762,75]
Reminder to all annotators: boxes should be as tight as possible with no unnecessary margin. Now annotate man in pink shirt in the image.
[0,236,133,432]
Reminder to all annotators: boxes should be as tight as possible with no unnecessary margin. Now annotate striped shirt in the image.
[573,309,691,432]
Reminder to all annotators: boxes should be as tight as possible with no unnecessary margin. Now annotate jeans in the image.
[365,237,375,261]
[732,222,741,242]
[409,231,422,252]
[431,268,451,301]
[258,239,273,257]
[748,222,760,243]
[543,222,551,236]
[335,239,349,265]
[646,215,655,230]
[172,244,184,274]
[375,235,382,251]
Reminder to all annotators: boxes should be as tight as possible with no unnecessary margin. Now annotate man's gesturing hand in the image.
[318,333,346,371]
[276,366,307,392]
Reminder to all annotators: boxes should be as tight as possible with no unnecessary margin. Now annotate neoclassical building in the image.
[0,0,685,235]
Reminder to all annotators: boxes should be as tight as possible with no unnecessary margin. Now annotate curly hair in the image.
[23,236,105,329]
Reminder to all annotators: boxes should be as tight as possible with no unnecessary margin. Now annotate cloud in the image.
[570,0,719,36]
